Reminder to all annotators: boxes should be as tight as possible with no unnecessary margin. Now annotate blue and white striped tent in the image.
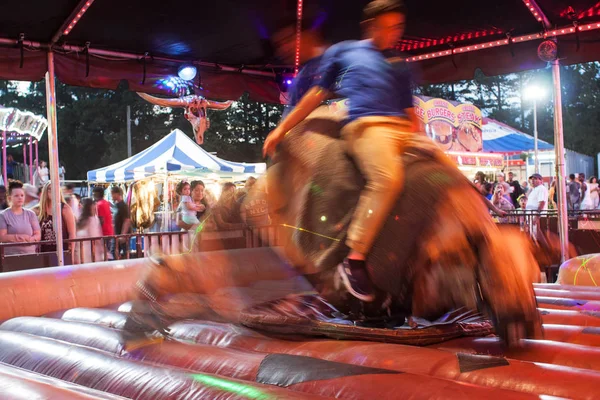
[483,118,554,153]
[87,129,266,183]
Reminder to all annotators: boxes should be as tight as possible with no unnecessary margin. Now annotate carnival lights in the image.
[522,0,544,22]
[405,22,600,63]
[178,65,197,81]
[294,0,303,76]
[63,0,95,35]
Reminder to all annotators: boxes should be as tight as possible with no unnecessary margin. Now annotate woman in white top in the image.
[74,198,103,264]
[581,176,599,210]
[36,161,49,187]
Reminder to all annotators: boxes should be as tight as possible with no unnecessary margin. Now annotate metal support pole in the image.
[35,140,39,169]
[45,51,65,266]
[22,141,27,180]
[2,131,6,185]
[533,99,539,174]
[127,105,132,158]
[29,137,33,183]
[552,60,569,263]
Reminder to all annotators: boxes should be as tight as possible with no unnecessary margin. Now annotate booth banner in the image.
[328,97,483,153]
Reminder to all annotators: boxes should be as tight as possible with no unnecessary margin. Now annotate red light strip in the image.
[405,22,600,63]
[523,0,545,23]
[63,0,95,35]
[294,0,303,76]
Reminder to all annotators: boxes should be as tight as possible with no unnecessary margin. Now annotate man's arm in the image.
[263,86,330,157]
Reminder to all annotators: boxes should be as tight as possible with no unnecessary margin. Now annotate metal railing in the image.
[0,225,282,272]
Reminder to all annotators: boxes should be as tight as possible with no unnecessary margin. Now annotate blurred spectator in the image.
[214,182,244,230]
[111,186,131,258]
[579,173,589,209]
[582,176,599,210]
[496,172,513,205]
[0,181,41,255]
[567,173,581,210]
[59,163,66,181]
[75,198,103,264]
[484,182,494,200]
[526,173,548,211]
[507,172,524,208]
[35,181,76,253]
[0,186,8,210]
[93,186,114,259]
[64,183,80,220]
[549,179,557,210]
[176,180,210,231]
[521,180,531,196]
[492,184,515,212]
[5,155,17,180]
[36,161,49,187]
[23,184,39,209]
[175,181,201,227]
[241,178,270,228]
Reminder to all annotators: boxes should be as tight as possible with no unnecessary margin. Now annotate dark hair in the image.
[590,176,598,184]
[176,181,191,196]
[111,186,123,196]
[222,182,236,191]
[363,0,406,21]
[92,186,105,199]
[65,183,75,190]
[78,198,95,230]
[190,180,205,190]
[569,173,576,180]
[8,181,23,195]
[484,182,493,194]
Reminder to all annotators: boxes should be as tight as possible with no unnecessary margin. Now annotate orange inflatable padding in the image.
[128,342,542,400]
[0,331,328,400]
[535,288,600,301]
[166,320,600,399]
[539,308,600,327]
[543,324,600,347]
[0,259,141,322]
[0,362,126,399]
[431,337,600,372]
[535,296,600,311]
[557,254,600,287]
[0,317,154,355]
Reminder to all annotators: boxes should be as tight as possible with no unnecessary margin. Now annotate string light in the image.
[63,0,95,35]
[405,22,600,63]
[523,0,544,22]
[294,0,303,76]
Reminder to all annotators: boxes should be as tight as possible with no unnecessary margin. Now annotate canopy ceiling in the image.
[1,0,600,102]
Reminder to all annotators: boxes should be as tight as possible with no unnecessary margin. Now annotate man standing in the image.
[507,172,523,208]
[111,187,131,259]
[567,174,581,210]
[526,173,548,211]
[93,187,114,259]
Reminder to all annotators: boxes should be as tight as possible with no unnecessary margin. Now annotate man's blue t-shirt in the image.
[282,56,323,118]
[316,40,414,122]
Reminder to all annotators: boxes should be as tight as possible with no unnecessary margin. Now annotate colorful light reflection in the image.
[191,374,273,399]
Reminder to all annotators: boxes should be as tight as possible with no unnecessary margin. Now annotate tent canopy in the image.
[87,129,265,183]
[1,1,599,101]
[482,118,554,153]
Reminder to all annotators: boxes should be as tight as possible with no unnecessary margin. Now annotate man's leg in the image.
[339,117,411,301]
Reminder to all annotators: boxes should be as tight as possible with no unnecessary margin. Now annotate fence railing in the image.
[0,226,283,272]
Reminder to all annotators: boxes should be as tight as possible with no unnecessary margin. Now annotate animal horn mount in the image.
[136,93,233,145]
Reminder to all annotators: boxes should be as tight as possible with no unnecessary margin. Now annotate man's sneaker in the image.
[337,258,376,302]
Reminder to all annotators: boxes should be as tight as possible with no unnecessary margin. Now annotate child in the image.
[176,181,200,226]
[263,0,418,302]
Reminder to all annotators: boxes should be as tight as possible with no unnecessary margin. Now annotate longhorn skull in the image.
[137,93,233,145]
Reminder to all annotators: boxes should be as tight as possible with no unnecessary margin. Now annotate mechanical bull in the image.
[126,104,546,347]
[137,93,232,144]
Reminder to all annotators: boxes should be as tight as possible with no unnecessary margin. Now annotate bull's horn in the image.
[137,92,189,108]
[207,100,234,110]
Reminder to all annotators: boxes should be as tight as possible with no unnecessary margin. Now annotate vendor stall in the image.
[87,129,265,232]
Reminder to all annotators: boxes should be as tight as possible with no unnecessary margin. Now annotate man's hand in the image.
[263,128,285,158]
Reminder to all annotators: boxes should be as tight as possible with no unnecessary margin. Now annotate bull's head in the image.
[137,93,233,145]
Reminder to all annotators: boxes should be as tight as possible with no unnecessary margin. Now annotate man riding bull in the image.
[264,0,434,302]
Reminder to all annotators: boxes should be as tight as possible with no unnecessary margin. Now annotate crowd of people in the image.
[173,177,270,235]
[0,181,131,263]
